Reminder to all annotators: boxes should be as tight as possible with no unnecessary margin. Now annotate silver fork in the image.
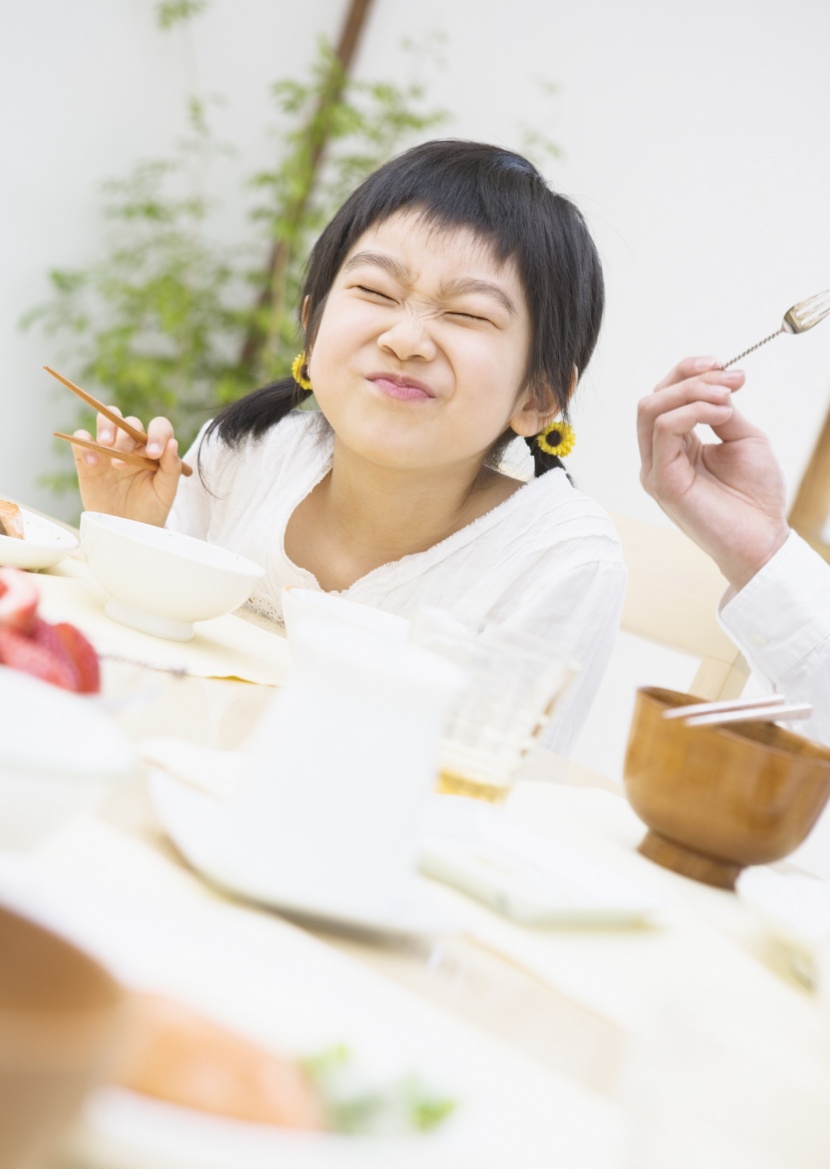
[721,288,830,369]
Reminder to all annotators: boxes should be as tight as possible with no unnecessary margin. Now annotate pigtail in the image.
[523,435,565,478]
[203,376,305,450]
[196,376,309,488]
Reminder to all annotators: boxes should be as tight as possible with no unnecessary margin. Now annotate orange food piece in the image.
[113,993,326,1131]
[0,500,24,539]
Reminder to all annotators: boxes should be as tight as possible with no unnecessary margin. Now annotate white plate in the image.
[0,508,79,570]
[149,769,457,939]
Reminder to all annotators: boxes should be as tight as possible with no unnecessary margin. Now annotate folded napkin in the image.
[33,569,290,686]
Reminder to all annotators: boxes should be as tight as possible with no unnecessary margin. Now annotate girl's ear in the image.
[509,367,579,437]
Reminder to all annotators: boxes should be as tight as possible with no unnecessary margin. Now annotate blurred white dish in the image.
[737,867,830,989]
[0,508,79,570]
[149,768,456,938]
[0,665,136,849]
[80,513,265,642]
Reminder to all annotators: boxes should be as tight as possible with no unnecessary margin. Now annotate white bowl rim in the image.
[80,512,265,579]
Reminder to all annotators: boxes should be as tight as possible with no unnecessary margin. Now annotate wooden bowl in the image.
[0,903,126,1169]
[623,687,830,889]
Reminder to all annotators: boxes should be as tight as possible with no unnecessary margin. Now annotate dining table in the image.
[5,517,830,1169]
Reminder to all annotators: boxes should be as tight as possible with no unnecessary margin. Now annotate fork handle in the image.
[721,326,785,370]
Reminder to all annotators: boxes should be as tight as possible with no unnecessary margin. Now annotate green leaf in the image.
[156,0,207,30]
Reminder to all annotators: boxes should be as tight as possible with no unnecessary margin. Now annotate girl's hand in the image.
[72,408,184,528]
[637,356,790,591]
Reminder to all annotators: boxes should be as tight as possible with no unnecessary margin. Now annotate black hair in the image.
[206,139,604,478]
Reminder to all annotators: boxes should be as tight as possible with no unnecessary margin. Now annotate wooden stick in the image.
[45,365,149,445]
[682,703,812,729]
[662,693,786,721]
[46,365,193,476]
[55,432,162,472]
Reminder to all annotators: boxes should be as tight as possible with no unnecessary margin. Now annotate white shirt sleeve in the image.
[719,531,830,747]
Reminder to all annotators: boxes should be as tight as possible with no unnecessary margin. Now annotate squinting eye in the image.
[449,311,490,323]
[358,285,394,301]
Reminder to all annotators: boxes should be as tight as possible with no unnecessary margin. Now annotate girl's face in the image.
[307,212,550,476]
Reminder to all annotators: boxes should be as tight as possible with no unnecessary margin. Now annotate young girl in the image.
[74,140,625,754]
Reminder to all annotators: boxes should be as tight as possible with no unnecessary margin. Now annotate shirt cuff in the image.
[719,531,830,682]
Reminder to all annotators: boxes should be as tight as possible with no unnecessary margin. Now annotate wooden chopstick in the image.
[45,366,149,444]
[662,694,786,721]
[45,365,193,477]
[54,433,161,471]
[681,703,812,729]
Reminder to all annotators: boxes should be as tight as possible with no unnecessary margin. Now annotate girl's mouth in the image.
[367,373,435,401]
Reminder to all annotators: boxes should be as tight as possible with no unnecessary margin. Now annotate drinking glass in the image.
[410,607,576,802]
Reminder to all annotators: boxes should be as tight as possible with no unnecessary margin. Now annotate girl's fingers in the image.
[646,401,733,492]
[649,400,734,471]
[145,417,176,459]
[158,437,181,475]
[637,377,737,464]
[97,410,149,454]
[72,429,98,469]
[113,417,145,453]
[706,400,768,445]
[641,397,733,482]
[96,405,123,448]
[652,356,721,393]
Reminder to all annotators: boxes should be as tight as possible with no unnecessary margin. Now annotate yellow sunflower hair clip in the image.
[536,420,575,458]
[291,351,313,391]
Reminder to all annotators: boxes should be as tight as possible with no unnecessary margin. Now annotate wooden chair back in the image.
[613,513,749,702]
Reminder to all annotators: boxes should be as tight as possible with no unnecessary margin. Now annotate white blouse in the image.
[167,411,626,755]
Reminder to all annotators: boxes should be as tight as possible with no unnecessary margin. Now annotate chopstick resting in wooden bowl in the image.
[663,693,812,729]
[45,366,193,478]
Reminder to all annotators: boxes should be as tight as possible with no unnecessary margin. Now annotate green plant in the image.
[23,15,446,494]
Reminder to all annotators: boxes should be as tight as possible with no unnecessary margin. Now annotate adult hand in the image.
[637,356,790,591]
[72,408,183,528]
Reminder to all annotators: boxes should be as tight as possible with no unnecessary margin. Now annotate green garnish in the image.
[302,1046,457,1136]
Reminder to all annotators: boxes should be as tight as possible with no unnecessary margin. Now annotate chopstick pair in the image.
[663,693,812,729]
[45,366,193,478]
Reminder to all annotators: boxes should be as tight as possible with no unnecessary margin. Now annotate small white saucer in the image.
[148,769,457,940]
[0,509,79,570]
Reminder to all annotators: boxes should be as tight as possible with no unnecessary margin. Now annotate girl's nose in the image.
[377,311,436,362]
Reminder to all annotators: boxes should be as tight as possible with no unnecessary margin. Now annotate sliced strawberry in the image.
[0,568,39,634]
[30,618,81,692]
[0,627,79,691]
[54,622,101,694]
